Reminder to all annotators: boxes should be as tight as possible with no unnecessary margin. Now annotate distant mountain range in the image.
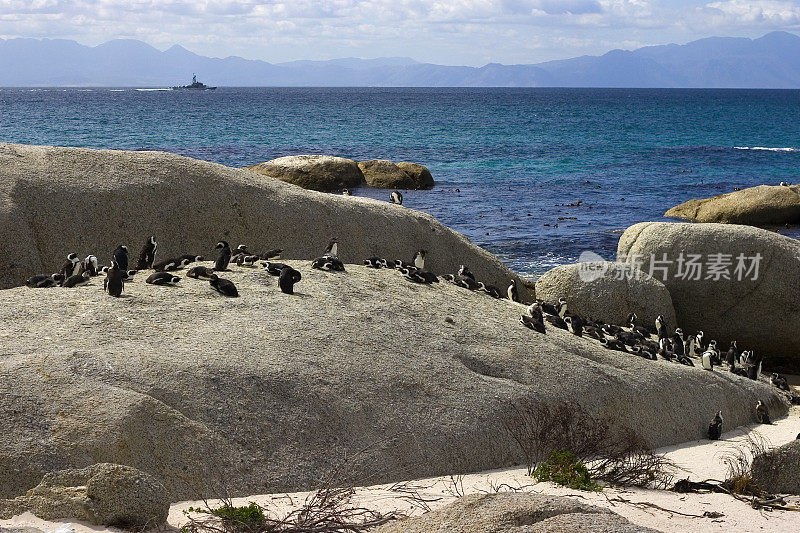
[3,32,800,88]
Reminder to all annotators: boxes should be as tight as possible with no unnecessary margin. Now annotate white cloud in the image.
[0,0,797,64]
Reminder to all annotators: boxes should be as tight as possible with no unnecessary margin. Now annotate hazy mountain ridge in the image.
[2,32,800,87]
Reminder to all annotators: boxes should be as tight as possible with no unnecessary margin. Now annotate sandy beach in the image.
[4,405,798,533]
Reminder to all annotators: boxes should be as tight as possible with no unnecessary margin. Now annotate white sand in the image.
[3,406,799,533]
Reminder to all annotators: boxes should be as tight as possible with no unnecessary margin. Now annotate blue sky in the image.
[1,1,799,65]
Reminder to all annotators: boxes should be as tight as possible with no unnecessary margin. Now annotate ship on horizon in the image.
[170,74,216,91]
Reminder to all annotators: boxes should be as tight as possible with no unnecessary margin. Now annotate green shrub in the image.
[185,502,268,532]
[532,450,601,491]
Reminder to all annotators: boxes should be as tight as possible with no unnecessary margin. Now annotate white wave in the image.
[734,146,799,152]
[109,89,125,92]
[135,88,170,91]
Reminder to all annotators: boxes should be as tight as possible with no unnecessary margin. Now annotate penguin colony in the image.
[26,235,794,439]
[25,237,291,298]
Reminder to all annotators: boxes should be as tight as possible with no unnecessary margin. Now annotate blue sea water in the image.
[1,87,799,277]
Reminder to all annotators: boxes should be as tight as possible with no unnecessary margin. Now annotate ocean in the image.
[2,87,799,278]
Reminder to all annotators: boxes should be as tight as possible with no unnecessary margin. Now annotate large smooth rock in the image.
[751,439,800,495]
[0,464,169,528]
[0,259,787,501]
[0,143,517,293]
[358,160,434,189]
[617,222,800,368]
[245,154,365,191]
[665,184,800,225]
[373,493,659,532]
[535,262,677,331]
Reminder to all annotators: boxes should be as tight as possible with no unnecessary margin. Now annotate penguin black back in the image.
[104,261,125,297]
[214,241,232,271]
[137,236,157,270]
[209,273,238,297]
[278,266,302,294]
[113,245,129,272]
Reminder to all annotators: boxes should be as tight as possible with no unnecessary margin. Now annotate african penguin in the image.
[520,313,546,334]
[413,250,426,269]
[60,253,81,278]
[725,341,739,368]
[63,271,91,288]
[655,315,667,340]
[364,257,383,268]
[458,265,475,281]
[136,236,157,270]
[390,190,403,205]
[756,401,771,424]
[263,261,290,276]
[701,349,714,371]
[771,373,790,391]
[278,266,302,294]
[146,272,181,286]
[209,274,238,297]
[113,245,129,272]
[564,315,583,337]
[179,254,204,264]
[83,255,99,276]
[323,238,339,258]
[153,258,181,272]
[214,241,232,271]
[342,188,352,196]
[104,261,125,297]
[507,280,520,303]
[27,273,65,288]
[708,411,723,440]
[260,249,282,260]
[186,265,216,280]
[477,282,503,299]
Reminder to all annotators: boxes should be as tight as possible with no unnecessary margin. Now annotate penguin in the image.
[364,257,383,268]
[695,330,709,352]
[672,329,685,356]
[771,373,790,391]
[755,401,771,424]
[780,181,790,186]
[178,254,204,264]
[413,250,426,269]
[701,349,714,371]
[312,256,346,272]
[556,298,569,318]
[83,255,99,276]
[26,273,63,288]
[104,261,125,297]
[323,238,339,258]
[136,236,157,270]
[564,315,584,337]
[520,313,546,334]
[342,188,352,196]
[378,258,396,269]
[655,315,667,340]
[453,274,479,290]
[278,266,302,294]
[186,265,216,280]
[146,272,181,286]
[477,282,503,299]
[259,249,282,260]
[544,313,568,330]
[677,354,695,366]
[390,190,403,205]
[60,253,81,278]
[540,300,560,316]
[112,245,129,272]
[725,341,739,368]
[63,271,91,288]
[708,411,723,440]
[747,353,763,380]
[706,340,720,364]
[458,265,475,281]
[35,274,65,288]
[214,241,232,271]
[262,261,290,276]
[600,337,628,352]
[209,274,238,297]
[507,280,520,303]
[153,258,181,272]
[240,255,260,267]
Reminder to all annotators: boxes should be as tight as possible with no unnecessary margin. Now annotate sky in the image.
[1,1,800,65]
